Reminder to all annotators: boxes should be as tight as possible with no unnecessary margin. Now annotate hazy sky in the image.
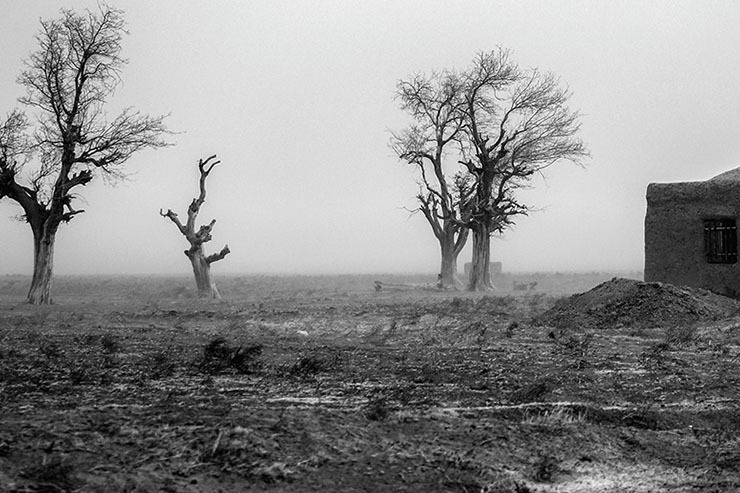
[2,1,740,276]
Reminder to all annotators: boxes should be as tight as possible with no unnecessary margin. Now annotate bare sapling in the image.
[160,155,230,299]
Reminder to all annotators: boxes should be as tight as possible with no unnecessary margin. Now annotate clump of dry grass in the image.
[100,333,121,354]
[522,407,586,426]
[197,337,263,375]
[288,354,330,379]
[147,348,179,379]
[532,453,560,482]
[663,324,699,346]
[364,394,391,421]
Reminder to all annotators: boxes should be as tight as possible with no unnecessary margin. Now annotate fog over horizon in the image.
[2,1,740,277]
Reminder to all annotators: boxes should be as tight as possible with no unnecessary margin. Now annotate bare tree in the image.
[0,6,168,304]
[391,71,471,287]
[459,49,588,290]
[160,155,230,299]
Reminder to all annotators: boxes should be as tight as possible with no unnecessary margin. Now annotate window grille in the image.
[704,218,738,264]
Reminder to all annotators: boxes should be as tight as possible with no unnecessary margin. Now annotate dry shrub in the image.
[663,324,699,346]
[552,331,594,358]
[510,377,555,404]
[147,349,179,379]
[288,354,329,379]
[100,334,121,354]
[532,454,559,482]
[364,395,390,421]
[522,407,586,426]
[197,337,263,375]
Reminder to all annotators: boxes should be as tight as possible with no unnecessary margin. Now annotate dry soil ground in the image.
[0,273,739,492]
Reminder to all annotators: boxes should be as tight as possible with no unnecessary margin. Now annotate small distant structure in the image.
[464,262,502,279]
[645,167,740,297]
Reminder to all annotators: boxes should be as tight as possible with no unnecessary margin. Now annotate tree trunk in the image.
[467,223,494,291]
[440,239,463,288]
[438,222,468,288]
[187,249,221,299]
[27,228,56,305]
[440,247,458,288]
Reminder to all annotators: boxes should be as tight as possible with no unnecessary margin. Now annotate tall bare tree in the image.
[0,6,168,304]
[392,71,471,287]
[160,155,230,299]
[459,49,588,290]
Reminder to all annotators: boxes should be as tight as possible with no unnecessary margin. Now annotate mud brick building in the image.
[645,168,740,297]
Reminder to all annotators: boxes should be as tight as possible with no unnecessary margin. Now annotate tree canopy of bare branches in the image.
[460,49,588,290]
[391,70,471,287]
[0,5,169,304]
[161,155,230,299]
[393,48,588,291]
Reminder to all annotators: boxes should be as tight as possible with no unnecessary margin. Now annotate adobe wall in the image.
[645,180,740,297]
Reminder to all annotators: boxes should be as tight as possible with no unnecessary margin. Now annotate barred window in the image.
[704,218,737,264]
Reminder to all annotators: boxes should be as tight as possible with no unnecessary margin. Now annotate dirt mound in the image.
[535,277,740,329]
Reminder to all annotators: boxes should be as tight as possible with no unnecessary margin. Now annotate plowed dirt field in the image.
[1,274,739,492]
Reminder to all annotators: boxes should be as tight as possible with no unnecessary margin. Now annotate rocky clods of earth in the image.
[535,277,740,330]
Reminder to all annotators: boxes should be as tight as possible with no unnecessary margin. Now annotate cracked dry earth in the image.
[0,274,739,492]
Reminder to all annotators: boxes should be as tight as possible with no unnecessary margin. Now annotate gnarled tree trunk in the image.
[187,248,221,299]
[467,223,495,291]
[440,246,458,288]
[439,223,468,287]
[27,227,56,304]
[161,155,230,299]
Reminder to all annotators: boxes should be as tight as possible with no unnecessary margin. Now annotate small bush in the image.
[522,407,585,426]
[69,364,91,385]
[100,334,121,354]
[555,332,594,358]
[198,337,263,375]
[663,324,698,346]
[68,358,114,386]
[364,396,390,421]
[532,454,559,482]
[147,349,178,379]
[288,355,328,379]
